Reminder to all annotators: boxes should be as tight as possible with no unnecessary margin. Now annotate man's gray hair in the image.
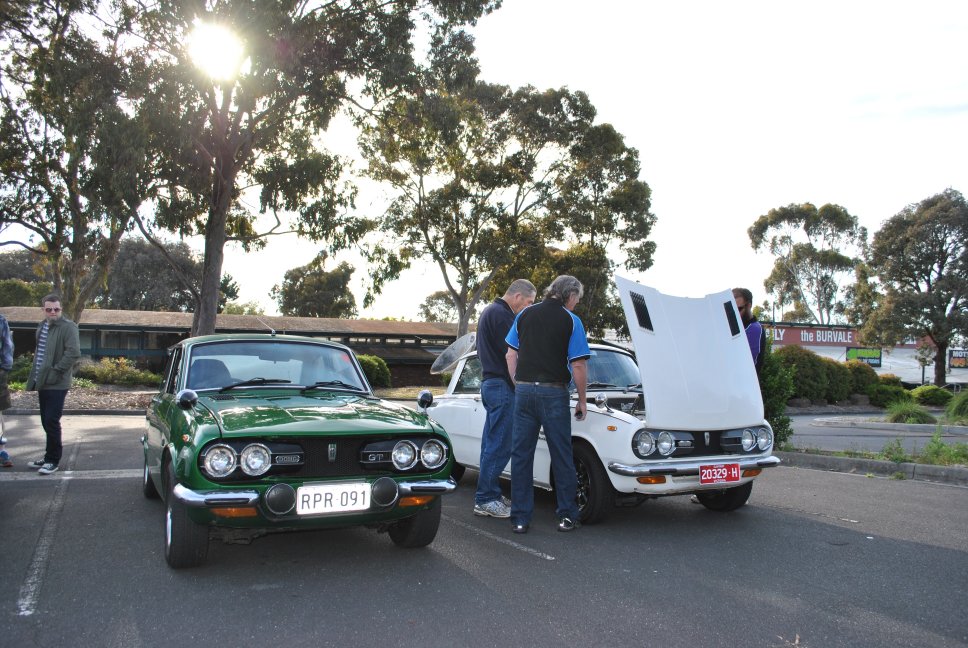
[543,275,583,302]
[505,279,536,298]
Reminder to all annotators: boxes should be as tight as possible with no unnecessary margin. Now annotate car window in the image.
[453,357,483,394]
[164,347,182,394]
[573,349,641,389]
[186,341,366,391]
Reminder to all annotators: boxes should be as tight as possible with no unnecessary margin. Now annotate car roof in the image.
[174,333,352,353]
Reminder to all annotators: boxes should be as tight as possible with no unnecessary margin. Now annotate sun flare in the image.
[187,20,245,81]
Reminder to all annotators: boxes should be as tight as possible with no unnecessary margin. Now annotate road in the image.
[0,415,966,648]
[789,414,967,454]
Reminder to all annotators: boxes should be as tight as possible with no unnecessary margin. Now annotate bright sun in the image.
[187,20,245,82]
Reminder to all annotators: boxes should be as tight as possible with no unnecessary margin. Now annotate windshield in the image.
[186,341,367,392]
[570,348,641,390]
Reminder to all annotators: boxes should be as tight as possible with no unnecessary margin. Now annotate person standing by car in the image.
[26,294,81,475]
[473,279,537,519]
[0,311,13,467]
[733,288,767,376]
[505,275,590,534]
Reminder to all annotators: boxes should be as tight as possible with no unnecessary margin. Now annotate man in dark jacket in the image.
[26,294,81,475]
[732,288,767,376]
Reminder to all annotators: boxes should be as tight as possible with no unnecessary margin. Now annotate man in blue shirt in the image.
[505,275,590,533]
[473,279,536,518]
[733,288,766,375]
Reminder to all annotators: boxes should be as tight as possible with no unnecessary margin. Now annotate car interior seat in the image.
[189,358,232,390]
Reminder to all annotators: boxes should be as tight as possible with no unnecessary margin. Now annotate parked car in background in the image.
[425,277,779,524]
[143,334,455,568]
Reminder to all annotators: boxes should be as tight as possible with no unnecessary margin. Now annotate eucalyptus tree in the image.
[124,0,498,335]
[0,0,153,321]
[272,252,357,318]
[748,202,866,325]
[865,189,968,385]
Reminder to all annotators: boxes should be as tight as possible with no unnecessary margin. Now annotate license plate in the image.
[699,463,741,485]
[296,482,371,515]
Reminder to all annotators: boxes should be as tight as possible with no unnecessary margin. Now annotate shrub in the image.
[821,357,852,403]
[866,383,911,408]
[919,431,968,466]
[74,357,162,387]
[9,352,34,382]
[879,373,902,387]
[357,354,391,388]
[774,345,828,401]
[946,390,968,423]
[844,360,879,394]
[881,438,910,463]
[910,384,953,407]
[885,401,937,424]
[759,339,794,446]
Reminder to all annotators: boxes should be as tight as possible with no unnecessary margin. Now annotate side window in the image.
[453,357,483,394]
[164,348,183,394]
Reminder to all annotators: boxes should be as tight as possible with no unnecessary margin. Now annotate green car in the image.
[142,334,455,568]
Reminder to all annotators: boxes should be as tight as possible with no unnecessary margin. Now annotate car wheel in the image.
[573,442,613,524]
[387,497,442,548]
[142,453,160,500]
[695,481,753,512]
[449,462,466,481]
[164,462,209,568]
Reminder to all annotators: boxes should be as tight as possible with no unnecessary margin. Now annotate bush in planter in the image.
[74,357,162,386]
[773,345,828,401]
[866,383,911,408]
[910,384,953,407]
[821,357,852,403]
[885,400,937,424]
[357,354,391,388]
[759,338,794,446]
[879,373,902,387]
[946,390,968,423]
[844,360,879,395]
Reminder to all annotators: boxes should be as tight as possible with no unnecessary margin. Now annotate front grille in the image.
[297,438,368,478]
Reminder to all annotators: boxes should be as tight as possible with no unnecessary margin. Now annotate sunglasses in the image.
[44,307,62,313]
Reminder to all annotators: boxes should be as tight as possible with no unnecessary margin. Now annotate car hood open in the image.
[198,393,434,436]
[615,275,764,430]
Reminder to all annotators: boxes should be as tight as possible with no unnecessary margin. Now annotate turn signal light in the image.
[636,476,666,484]
[742,468,762,478]
[212,507,259,518]
[399,495,434,507]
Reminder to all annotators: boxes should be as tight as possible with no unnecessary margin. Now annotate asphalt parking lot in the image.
[1,414,967,648]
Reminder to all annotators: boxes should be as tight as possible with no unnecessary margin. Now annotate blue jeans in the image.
[475,379,515,505]
[510,383,579,525]
[39,389,68,465]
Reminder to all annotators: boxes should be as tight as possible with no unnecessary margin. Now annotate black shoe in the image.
[511,522,529,534]
[557,517,580,532]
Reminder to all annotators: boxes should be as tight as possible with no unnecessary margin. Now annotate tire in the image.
[142,453,160,500]
[573,442,613,524]
[388,497,442,548]
[696,481,753,512]
[449,462,466,482]
[164,462,209,568]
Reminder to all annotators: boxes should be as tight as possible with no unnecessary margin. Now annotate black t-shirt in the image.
[507,298,590,383]
[476,298,515,384]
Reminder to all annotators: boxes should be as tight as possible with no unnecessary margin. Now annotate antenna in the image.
[256,317,276,336]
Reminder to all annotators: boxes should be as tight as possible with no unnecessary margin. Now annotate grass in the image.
[374,385,442,400]
[885,401,937,424]
[784,432,968,468]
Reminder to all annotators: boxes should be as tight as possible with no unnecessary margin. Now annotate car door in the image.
[429,355,487,470]
[145,346,182,476]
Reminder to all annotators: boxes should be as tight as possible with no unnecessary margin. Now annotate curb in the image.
[810,417,968,435]
[775,451,968,487]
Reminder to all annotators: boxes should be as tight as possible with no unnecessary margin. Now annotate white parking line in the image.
[0,468,141,482]
[442,514,556,561]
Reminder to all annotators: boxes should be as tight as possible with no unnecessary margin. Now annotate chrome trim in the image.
[172,483,259,508]
[608,455,781,477]
[398,478,458,495]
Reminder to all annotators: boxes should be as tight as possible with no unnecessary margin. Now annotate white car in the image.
[422,276,780,524]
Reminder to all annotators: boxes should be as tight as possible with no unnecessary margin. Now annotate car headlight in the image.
[239,443,272,476]
[203,444,237,478]
[656,431,676,456]
[756,426,773,451]
[741,428,756,451]
[632,429,655,458]
[391,440,418,470]
[420,439,447,470]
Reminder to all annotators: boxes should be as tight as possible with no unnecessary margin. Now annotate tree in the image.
[865,189,968,385]
[748,203,866,324]
[418,289,481,323]
[222,300,265,315]
[272,253,357,318]
[0,2,154,321]
[126,0,499,335]
[0,248,48,281]
[93,238,202,311]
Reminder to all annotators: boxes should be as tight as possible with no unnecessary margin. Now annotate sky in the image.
[218,1,968,319]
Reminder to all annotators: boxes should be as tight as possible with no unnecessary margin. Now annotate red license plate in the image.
[699,463,741,484]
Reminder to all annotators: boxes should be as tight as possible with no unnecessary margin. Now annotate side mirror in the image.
[595,393,611,412]
[417,390,434,411]
[176,388,198,410]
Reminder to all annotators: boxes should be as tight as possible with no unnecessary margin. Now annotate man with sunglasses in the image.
[732,288,766,375]
[26,294,80,475]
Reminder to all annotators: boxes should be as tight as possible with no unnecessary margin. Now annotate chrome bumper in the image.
[608,455,781,477]
[399,478,458,495]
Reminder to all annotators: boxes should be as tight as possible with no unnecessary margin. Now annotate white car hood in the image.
[615,276,764,430]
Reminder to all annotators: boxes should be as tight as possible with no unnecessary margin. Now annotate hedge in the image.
[357,354,391,388]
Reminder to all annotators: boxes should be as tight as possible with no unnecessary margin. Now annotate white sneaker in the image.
[473,499,511,518]
[27,459,45,470]
[38,463,59,475]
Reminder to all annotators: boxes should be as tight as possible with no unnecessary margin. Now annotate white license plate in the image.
[699,463,741,485]
[296,482,371,515]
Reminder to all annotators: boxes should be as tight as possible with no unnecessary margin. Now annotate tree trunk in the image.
[192,167,232,336]
[934,342,948,386]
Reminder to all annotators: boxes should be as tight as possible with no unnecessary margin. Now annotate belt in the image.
[522,381,567,388]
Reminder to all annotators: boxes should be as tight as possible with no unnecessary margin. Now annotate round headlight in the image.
[420,439,447,470]
[240,443,272,476]
[203,444,237,478]
[756,426,773,451]
[392,440,418,470]
[741,428,756,451]
[656,431,676,456]
[632,429,655,458]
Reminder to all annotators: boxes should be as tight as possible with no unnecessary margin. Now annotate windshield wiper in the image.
[301,380,365,394]
[219,377,292,392]
[626,383,643,390]
[586,382,618,389]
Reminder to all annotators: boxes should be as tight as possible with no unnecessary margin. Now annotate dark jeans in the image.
[475,379,515,505]
[38,389,68,465]
[510,383,579,525]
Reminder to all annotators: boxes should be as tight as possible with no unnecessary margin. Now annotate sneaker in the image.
[28,459,46,470]
[0,451,11,468]
[557,517,580,532]
[473,499,511,518]
[37,463,59,475]
[500,495,511,508]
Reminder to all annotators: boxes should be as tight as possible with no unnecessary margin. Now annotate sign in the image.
[951,349,968,370]
[846,347,882,367]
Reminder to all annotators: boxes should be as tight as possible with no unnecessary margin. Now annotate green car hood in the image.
[198,393,433,436]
